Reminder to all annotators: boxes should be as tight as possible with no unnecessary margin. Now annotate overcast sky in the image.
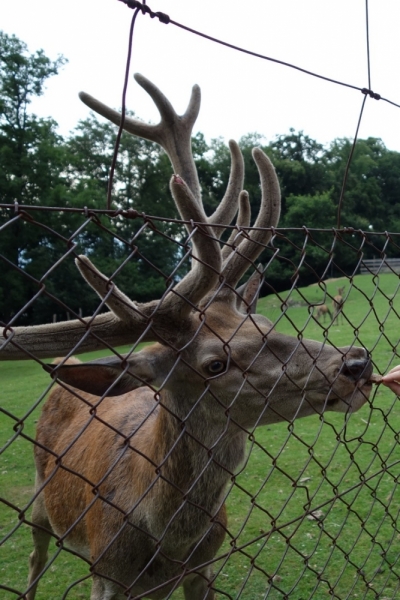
[2,0,400,151]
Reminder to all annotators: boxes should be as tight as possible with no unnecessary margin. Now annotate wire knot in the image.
[361,88,381,100]
[119,0,170,24]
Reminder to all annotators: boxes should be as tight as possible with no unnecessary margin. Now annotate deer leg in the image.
[90,575,126,600]
[27,493,52,600]
[182,508,226,599]
[183,568,215,600]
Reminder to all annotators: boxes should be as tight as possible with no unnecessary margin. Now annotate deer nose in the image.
[340,357,372,382]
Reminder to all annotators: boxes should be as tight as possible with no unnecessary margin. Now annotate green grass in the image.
[2,274,400,599]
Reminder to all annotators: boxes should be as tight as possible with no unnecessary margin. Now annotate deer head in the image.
[0,74,372,421]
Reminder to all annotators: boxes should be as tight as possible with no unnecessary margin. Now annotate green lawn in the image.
[1,273,400,599]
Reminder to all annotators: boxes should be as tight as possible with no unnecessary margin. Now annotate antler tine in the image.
[235,263,264,314]
[131,80,244,237]
[167,176,221,313]
[75,256,149,322]
[134,73,200,133]
[79,73,202,204]
[208,140,244,239]
[80,77,245,233]
[221,190,251,261]
[221,149,280,289]
[1,313,135,360]
[0,257,157,360]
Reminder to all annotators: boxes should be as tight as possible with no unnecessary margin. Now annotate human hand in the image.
[381,365,400,395]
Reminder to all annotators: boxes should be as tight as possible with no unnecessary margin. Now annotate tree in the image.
[325,137,383,229]
[267,129,329,214]
[0,31,66,207]
[376,149,400,235]
[0,31,68,323]
[2,31,400,321]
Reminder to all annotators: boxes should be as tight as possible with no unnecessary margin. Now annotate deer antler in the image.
[1,176,221,359]
[220,148,281,291]
[80,74,244,238]
[80,73,280,290]
[0,76,281,360]
[80,74,203,203]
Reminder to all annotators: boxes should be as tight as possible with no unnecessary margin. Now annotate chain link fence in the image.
[2,1,400,597]
[1,206,400,600]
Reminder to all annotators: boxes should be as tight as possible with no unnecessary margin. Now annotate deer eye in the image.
[207,360,226,375]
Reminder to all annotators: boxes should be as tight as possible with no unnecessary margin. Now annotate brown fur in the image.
[332,286,346,324]
[28,305,373,600]
[31,379,229,599]
[315,304,332,323]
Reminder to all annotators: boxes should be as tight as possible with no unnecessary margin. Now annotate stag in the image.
[333,286,346,325]
[0,75,373,600]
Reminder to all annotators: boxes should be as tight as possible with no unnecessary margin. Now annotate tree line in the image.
[1,31,400,325]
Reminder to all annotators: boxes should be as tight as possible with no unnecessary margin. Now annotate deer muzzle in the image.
[339,355,373,384]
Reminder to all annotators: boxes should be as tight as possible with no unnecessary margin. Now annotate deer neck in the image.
[156,387,247,467]
[141,388,246,549]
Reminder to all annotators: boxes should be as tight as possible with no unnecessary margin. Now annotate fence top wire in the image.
[118,0,397,108]
[108,0,399,230]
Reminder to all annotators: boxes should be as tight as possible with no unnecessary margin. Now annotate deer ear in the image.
[44,347,167,397]
[236,265,263,314]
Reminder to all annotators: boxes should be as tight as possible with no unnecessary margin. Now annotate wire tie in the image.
[125,208,139,219]
[361,88,381,100]
[118,0,170,24]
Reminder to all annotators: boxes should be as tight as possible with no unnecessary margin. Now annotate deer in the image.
[333,286,346,325]
[0,75,374,600]
[315,304,332,323]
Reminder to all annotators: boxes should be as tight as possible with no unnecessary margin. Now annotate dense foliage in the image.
[1,31,400,325]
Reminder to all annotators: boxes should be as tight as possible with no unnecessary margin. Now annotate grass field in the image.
[1,273,400,599]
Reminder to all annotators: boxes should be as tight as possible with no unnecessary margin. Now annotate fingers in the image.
[381,365,400,394]
[383,364,400,378]
[382,380,400,394]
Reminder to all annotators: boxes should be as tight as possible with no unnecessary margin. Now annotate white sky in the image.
[2,0,400,151]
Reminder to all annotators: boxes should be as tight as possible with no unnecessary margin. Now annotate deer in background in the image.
[333,286,346,324]
[1,75,373,600]
[315,304,332,324]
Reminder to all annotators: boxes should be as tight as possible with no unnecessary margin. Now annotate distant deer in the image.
[315,304,332,323]
[1,76,373,600]
[333,286,346,324]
